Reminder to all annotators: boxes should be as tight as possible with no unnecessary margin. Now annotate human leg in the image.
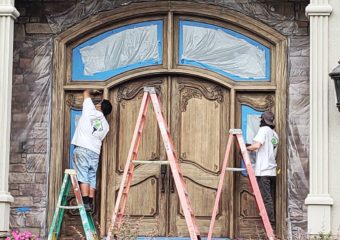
[256,176,275,227]
[88,150,99,211]
[72,147,93,211]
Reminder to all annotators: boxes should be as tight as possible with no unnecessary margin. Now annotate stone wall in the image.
[9,0,310,237]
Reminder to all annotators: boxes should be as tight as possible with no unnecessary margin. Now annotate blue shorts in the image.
[72,146,99,189]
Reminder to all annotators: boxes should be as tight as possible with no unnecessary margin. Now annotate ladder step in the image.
[132,160,169,165]
[226,167,246,172]
[58,205,82,210]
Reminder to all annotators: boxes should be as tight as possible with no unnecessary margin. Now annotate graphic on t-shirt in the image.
[91,119,103,134]
[271,136,278,148]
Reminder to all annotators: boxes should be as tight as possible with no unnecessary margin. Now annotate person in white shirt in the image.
[246,111,279,230]
[71,89,112,212]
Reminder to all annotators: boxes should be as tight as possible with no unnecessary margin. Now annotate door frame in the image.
[50,1,287,238]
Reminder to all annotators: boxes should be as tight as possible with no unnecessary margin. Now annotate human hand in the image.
[90,89,103,95]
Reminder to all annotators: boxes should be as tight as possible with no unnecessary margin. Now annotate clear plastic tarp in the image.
[9,0,308,239]
[180,22,268,80]
[10,36,52,237]
[78,23,160,76]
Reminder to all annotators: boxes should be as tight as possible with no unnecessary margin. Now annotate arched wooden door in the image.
[106,75,231,237]
[51,2,287,239]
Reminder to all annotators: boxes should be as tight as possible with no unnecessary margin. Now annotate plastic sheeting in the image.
[181,23,268,80]
[10,37,52,237]
[10,0,308,238]
[79,24,160,76]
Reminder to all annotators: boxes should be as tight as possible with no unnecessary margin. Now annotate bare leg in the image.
[89,188,96,198]
[80,183,90,197]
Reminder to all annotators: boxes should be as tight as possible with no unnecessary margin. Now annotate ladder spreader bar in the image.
[132,160,169,164]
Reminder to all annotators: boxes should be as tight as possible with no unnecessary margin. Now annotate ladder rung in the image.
[229,128,242,135]
[64,169,76,175]
[226,167,246,172]
[132,160,169,165]
[58,205,82,210]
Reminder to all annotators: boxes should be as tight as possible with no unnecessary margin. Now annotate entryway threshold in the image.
[136,238,230,240]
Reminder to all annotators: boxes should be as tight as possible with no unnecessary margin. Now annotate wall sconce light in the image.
[329,60,340,112]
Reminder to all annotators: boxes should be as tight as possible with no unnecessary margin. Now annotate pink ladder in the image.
[107,87,201,240]
[207,129,275,240]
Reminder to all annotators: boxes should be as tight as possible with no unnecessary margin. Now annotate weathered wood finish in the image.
[169,77,231,236]
[50,2,287,239]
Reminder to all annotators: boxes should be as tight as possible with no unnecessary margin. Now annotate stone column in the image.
[0,0,19,236]
[305,1,334,234]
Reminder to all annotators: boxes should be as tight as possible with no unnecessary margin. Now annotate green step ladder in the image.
[48,169,98,240]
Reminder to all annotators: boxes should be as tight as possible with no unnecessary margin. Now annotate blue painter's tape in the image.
[72,20,163,81]
[69,108,82,168]
[179,20,270,81]
[241,104,262,176]
[16,207,31,213]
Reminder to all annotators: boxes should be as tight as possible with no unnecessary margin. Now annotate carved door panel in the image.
[169,77,231,237]
[234,92,276,239]
[106,77,169,236]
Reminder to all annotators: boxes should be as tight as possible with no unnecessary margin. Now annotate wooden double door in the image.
[104,75,276,238]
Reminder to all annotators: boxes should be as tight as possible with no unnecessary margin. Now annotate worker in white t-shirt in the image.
[71,89,112,212]
[246,111,279,230]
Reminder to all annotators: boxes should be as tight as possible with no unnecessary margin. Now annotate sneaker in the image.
[84,203,92,212]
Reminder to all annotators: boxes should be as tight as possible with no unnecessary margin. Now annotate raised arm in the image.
[83,89,91,99]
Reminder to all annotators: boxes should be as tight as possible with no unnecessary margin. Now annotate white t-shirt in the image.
[253,126,279,176]
[71,98,109,154]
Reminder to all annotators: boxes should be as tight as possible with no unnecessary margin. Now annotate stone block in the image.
[26,23,52,34]
[35,173,47,183]
[17,7,26,16]
[29,17,40,23]
[13,74,24,84]
[33,139,47,154]
[289,56,309,77]
[14,24,26,42]
[33,197,47,207]
[26,209,46,227]
[29,129,48,139]
[17,16,29,24]
[9,173,34,184]
[12,85,30,97]
[267,2,295,18]
[10,164,27,173]
[26,154,47,172]
[19,58,32,69]
[9,184,19,190]
[12,113,28,123]
[10,153,27,164]
[12,196,34,207]
[19,184,47,197]
[10,190,20,196]
[10,212,25,228]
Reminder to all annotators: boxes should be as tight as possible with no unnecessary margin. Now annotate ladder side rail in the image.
[70,174,94,240]
[236,134,275,240]
[54,178,72,239]
[107,92,151,239]
[48,172,70,240]
[115,163,135,229]
[207,133,234,240]
[150,93,200,240]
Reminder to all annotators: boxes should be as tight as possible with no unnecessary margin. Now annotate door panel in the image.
[169,77,231,237]
[106,78,168,236]
[235,92,275,239]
